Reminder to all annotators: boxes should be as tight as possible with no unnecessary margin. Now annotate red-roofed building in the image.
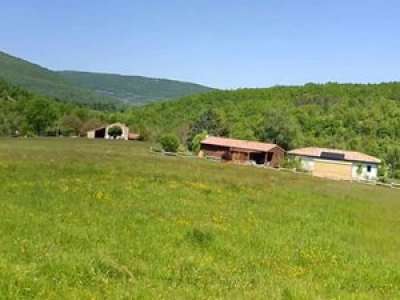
[199,136,285,167]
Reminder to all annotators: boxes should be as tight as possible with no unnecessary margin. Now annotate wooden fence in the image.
[376,182,400,190]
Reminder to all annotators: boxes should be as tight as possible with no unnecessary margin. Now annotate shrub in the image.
[135,124,151,141]
[177,144,187,153]
[379,176,390,183]
[24,131,36,138]
[191,131,208,154]
[151,144,163,153]
[186,228,214,247]
[159,134,180,153]
[378,161,390,178]
[356,164,363,176]
[108,126,123,139]
[282,156,303,171]
[393,170,400,179]
[60,127,75,137]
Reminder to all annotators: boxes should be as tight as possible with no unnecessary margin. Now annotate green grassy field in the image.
[0,139,399,299]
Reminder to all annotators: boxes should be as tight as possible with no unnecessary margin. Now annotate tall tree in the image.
[61,114,82,136]
[24,98,57,135]
[258,108,303,150]
[187,109,229,149]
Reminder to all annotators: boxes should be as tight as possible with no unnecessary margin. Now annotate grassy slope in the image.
[59,71,215,105]
[0,139,399,299]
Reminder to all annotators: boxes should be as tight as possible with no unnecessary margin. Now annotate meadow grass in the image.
[0,138,399,299]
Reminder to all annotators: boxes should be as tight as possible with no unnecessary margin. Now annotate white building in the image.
[87,123,131,140]
[288,147,381,181]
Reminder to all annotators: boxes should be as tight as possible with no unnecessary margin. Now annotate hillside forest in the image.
[1,78,400,178]
[0,51,213,107]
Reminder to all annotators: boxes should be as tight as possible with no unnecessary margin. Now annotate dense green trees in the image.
[186,109,229,149]
[386,146,400,178]
[0,79,106,137]
[61,115,83,136]
[59,71,214,105]
[257,108,303,150]
[24,98,57,135]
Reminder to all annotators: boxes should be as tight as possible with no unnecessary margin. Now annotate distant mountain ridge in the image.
[58,71,215,105]
[0,51,214,106]
[0,51,117,106]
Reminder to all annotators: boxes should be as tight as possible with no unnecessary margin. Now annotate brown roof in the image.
[201,136,282,153]
[288,147,381,164]
[89,122,129,133]
[128,133,140,140]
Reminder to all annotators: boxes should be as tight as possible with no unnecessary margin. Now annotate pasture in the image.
[0,138,399,299]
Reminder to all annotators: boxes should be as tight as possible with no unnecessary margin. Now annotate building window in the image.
[367,165,372,173]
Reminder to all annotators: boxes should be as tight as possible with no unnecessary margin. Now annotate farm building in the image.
[199,136,285,167]
[288,147,381,181]
[87,123,139,141]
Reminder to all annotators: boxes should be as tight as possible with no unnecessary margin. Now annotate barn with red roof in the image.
[199,136,285,167]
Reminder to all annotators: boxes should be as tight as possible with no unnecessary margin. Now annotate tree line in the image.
[0,79,111,137]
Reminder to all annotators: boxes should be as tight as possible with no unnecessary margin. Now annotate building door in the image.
[249,152,266,165]
[95,128,106,138]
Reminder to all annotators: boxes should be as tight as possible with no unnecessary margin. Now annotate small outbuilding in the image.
[199,136,285,167]
[288,147,381,181]
[87,123,138,141]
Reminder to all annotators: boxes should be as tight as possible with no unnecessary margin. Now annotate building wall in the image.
[268,147,285,168]
[313,159,353,180]
[298,157,315,171]
[351,163,378,180]
[87,130,95,139]
[231,151,248,162]
[200,144,229,159]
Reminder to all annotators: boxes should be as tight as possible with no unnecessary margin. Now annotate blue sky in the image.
[0,0,399,89]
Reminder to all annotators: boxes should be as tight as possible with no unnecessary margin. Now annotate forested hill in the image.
[0,51,119,107]
[122,82,400,176]
[58,71,214,105]
[0,51,214,106]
